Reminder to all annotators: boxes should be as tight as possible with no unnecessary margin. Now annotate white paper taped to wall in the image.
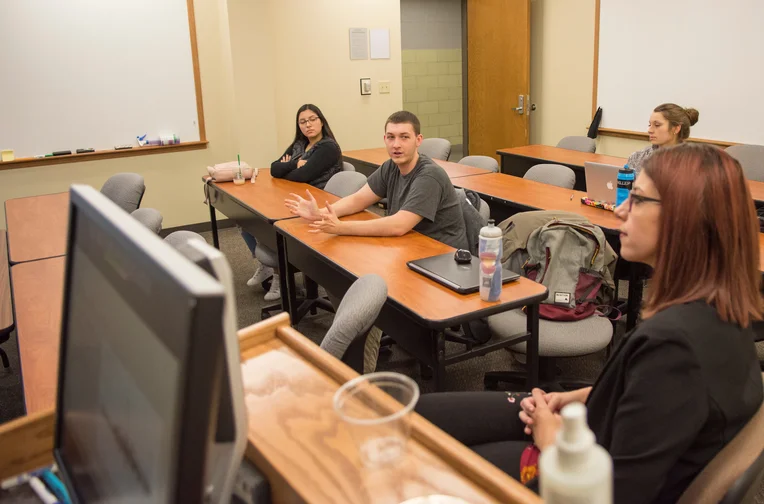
[349,28,368,60]
[370,29,390,60]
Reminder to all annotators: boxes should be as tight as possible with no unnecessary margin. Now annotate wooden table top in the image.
[455,173,623,232]
[205,169,342,222]
[275,214,548,327]
[10,256,66,415]
[1,231,12,333]
[238,314,541,504]
[497,145,627,169]
[343,148,492,179]
[749,180,764,203]
[5,192,69,264]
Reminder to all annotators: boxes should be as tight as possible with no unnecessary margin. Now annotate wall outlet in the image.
[379,80,391,94]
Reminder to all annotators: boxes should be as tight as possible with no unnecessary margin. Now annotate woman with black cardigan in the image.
[417,144,763,504]
[243,104,342,301]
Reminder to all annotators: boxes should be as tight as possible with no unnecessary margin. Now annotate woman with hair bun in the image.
[627,103,700,175]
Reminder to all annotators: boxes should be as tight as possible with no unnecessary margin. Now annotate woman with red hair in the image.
[417,143,763,503]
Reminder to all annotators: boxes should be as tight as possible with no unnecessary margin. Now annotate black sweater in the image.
[270,137,342,189]
[585,301,762,504]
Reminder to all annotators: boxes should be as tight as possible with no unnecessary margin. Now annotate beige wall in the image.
[529,0,647,159]
[264,0,403,152]
[0,0,402,226]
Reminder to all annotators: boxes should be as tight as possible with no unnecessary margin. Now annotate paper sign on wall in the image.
[349,28,368,60]
[370,29,390,60]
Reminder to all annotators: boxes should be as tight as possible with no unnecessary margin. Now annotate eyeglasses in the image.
[299,116,320,126]
[627,193,662,212]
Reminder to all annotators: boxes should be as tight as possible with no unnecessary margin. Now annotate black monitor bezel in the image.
[53,186,225,504]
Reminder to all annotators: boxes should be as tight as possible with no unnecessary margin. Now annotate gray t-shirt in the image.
[367,154,468,250]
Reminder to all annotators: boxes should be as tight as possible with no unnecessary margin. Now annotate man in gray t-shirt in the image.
[285,111,468,250]
[367,154,467,249]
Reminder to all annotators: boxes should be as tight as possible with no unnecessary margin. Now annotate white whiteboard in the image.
[0,0,201,159]
[596,0,764,144]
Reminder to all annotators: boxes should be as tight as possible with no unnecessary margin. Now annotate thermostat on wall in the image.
[360,78,371,96]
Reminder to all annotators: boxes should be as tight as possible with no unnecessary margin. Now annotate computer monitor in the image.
[53,185,246,504]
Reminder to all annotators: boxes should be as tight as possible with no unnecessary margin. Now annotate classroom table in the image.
[749,180,764,206]
[9,256,66,415]
[343,147,492,179]
[496,145,627,190]
[275,213,549,391]
[238,313,542,504]
[5,193,69,264]
[455,173,620,230]
[203,169,331,250]
[204,170,344,319]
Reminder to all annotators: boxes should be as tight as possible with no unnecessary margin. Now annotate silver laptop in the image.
[584,162,620,204]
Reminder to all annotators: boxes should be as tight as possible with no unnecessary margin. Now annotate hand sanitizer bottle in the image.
[539,403,613,503]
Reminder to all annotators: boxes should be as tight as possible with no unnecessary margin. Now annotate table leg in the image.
[305,277,319,315]
[208,202,219,249]
[526,304,540,389]
[276,234,297,324]
[432,331,446,392]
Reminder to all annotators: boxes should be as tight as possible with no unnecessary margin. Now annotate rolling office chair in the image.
[726,144,764,182]
[260,171,369,320]
[419,138,452,161]
[457,155,500,173]
[483,309,614,390]
[320,274,387,374]
[677,374,764,504]
[100,173,146,213]
[342,161,356,171]
[556,135,596,153]
[524,163,577,189]
[131,208,163,234]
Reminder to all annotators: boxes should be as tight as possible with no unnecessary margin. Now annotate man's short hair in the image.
[385,110,421,136]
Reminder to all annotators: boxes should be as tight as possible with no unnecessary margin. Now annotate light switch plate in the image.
[360,78,371,95]
[379,80,391,94]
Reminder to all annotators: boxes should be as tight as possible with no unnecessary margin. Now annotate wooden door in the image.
[466,0,531,159]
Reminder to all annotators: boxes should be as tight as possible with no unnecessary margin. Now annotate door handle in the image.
[512,95,524,115]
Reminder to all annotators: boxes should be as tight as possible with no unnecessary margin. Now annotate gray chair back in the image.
[458,155,499,173]
[557,136,596,153]
[342,161,356,172]
[320,274,387,373]
[478,198,491,222]
[101,173,146,213]
[325,171,368,198]
[131,208,163,234]
[164,230,206,249]
[524,163,576,189]
[726,144,764,182]
[419,138,452,161]
[455,188,488,256]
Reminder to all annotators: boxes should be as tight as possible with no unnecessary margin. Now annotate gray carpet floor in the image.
[1,223,762,501]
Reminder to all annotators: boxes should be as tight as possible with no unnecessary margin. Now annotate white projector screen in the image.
[595,0,764,145]
[0,0,202,159]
